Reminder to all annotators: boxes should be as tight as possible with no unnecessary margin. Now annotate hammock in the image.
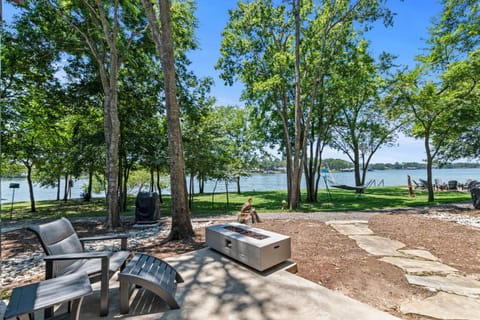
[326,175,374,193]
[330,184,366,192]
[323,170,369,199]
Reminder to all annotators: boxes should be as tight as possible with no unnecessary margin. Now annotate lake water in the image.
[2,168,480,204]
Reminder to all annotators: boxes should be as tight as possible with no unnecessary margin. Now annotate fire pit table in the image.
[206,223,291,271]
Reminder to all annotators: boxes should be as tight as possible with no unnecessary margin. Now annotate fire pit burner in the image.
[223,225,269,240]
[206,223,291,271]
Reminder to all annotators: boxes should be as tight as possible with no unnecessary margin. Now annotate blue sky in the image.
[3,0,444,163]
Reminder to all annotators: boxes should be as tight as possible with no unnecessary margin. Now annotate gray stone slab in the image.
[406,274,480,297]
[400,292,480,320]
[380,257,458,275]
[398,249,439,261]
[326,220,370,225]
[349,235,406,256]
[327,222,374,235]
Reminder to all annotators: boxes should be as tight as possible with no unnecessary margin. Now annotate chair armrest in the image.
[43,251,112,261]
[79,234,128,250]
[79,234,128,241]
[44,252,111,280]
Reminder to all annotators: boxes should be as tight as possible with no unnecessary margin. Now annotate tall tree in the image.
[217,0,392,208]
[216,1,294,204]
[64,60,105,202]
[424,0,480,161]
[222,105,263,194]
[2,81,64,212]
[330,40,401,189]
[217,1,296,205]
[291,0,303,208]
[34,0,149,228]
[181,77,217,200]
[1,16,61,212]
[389,69,460,201]
[117,51,165,210]
[141,0,194,240]
[292,0,393,205]
[388,0,479,201]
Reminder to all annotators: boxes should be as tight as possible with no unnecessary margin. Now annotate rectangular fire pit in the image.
[206,223,291,271]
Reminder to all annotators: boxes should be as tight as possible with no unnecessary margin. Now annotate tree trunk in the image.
[314,155,323,199]
[125,165,131,211]
[198,175,204,194]
[85,0,122,229]
[118,156,124,211]
[189,173,195,209]
[361,159,368,187]
[46,0,123,228]
[305,131,320,203]
[26,164,36,212]
[86,169,93,202]
[56,176,61,201]
[150,169,155,192]
[142,0,193,239]
[275,88,292,206]
[305,153,314,202]
[425,134,435,202]
[104,90,121,228]
[63,173,68,202]
[160,0,194,238]
[211,180,218,209]
[283,101,293,207]
[353,150,363,194]
[236,176,241,194]
[225,180,230,209]
[156,166,163,203]
[304,65,325,204]
[290,0,303,209]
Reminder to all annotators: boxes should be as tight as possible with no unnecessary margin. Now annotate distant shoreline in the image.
[3,168,480,204]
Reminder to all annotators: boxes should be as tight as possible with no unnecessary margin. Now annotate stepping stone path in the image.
[350,236,405,257]
[326,220,480,320]
[379,257,459,275]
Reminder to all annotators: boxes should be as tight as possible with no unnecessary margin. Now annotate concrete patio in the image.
[57,248,399,320]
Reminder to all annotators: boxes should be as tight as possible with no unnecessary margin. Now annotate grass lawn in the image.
[0,186,472,221]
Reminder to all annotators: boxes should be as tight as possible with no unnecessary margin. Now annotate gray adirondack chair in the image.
[28,217,131,316]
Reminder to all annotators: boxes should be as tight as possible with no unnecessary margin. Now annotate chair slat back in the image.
[28,217,84,276]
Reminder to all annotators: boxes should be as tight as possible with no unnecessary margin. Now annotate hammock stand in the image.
[323,175,371,200]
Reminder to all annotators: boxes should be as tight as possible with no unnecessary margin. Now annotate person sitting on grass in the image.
[237,196,261,224]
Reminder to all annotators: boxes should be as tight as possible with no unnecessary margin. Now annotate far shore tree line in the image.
[2,0,479,240]
[259,159,480,172]
[4,158,480,179]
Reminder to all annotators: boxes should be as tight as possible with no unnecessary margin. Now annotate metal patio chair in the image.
[28,217,131,316]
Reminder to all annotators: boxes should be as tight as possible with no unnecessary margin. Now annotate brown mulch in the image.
[2,209,480,319]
